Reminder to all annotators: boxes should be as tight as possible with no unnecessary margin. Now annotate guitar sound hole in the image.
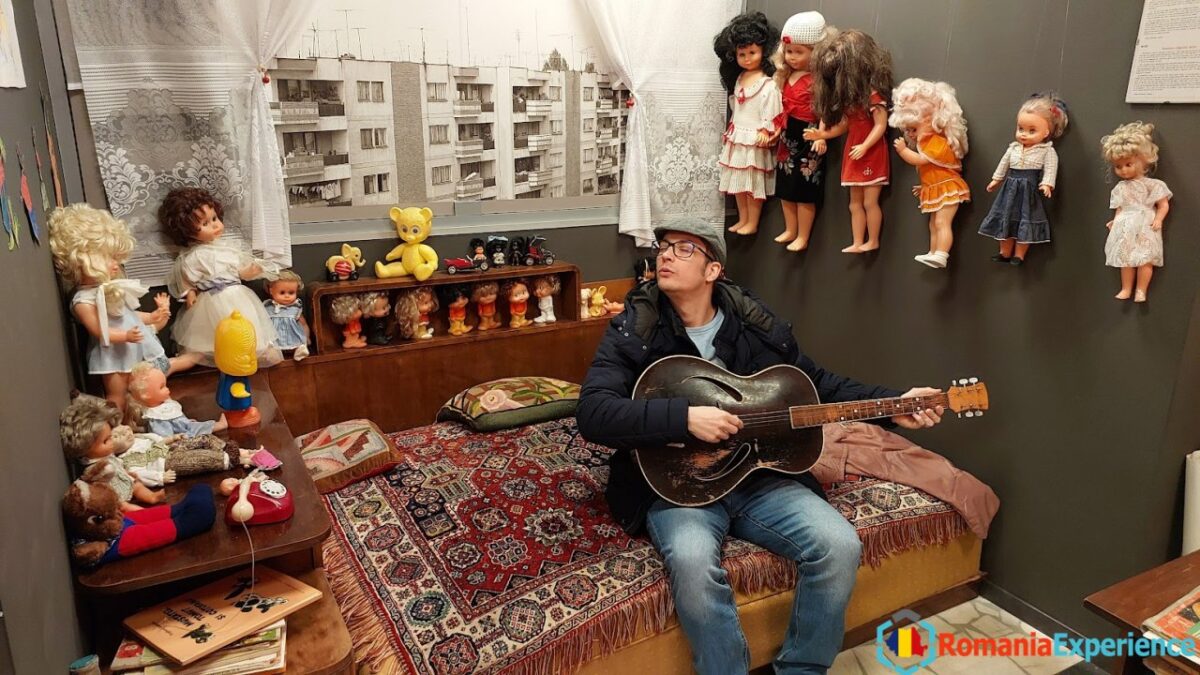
[683,375,744,402]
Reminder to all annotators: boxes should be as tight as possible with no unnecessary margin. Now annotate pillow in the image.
[295,419,402,493]
[437,376,581,432]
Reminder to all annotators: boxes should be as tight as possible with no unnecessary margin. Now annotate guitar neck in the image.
[788,392,950,429]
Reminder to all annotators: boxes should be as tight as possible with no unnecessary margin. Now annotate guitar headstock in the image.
[947,378,989,418]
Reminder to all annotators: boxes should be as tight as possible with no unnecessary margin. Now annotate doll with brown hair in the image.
[329,294,367,348]
[441,286,474,336]
[804,29,894,253]
[159,186,281,365]
[360,291,393,345]
[772,11,835,251]
[503,279,531,328]
[61,393,165,512]
[127,361,228,436]
[714,11,783,235]
[472,281,501,331]
[1101,122,1171,303]
[394,287,439,340]
[978,93,1069,265]
[889,78,971,269]
[48,204,201,413]
[532,275,561,324]
[264,269,309,360]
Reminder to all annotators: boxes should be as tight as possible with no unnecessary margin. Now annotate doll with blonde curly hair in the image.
[49,205,200,412]
[1101,122,1171,302]
[889,78,971,268]
[394,287,439,340]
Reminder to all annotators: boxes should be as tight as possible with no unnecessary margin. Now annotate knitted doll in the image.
[127,361,228,436]
[1101,122,1172,303]
[714,11,784,235]
[772,11,834,251]
[360,291,393,345]
[329,294,367,349]
[441,286,474,336]
[889,78,971,269]
[263,269,309,360]
[472,281,501,331]
[160,187,281,366]
[112,424,247,488]
[532,275,560,324]
[978,93,1069,265]
[805,30,894,253]
[503,279,531,328]
[48,205,201,413]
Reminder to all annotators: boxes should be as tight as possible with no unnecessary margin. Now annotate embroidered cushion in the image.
[295,419,401,493]
[436,376,580,431]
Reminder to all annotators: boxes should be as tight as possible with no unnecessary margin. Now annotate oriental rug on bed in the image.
[321,418,968,674]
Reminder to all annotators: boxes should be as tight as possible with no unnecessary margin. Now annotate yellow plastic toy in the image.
[588,285,609,317]
[375,206,438,281]
[325,243,365,281]
[214,310,260,428]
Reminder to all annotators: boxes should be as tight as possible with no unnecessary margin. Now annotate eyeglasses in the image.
[654,239,714,261]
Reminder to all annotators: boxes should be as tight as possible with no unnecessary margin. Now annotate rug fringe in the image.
[858,511,968,568]
[323,519,408,674]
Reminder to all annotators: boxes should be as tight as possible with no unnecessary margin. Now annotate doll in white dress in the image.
[160,187,282,364]
[1100,122,1172,303]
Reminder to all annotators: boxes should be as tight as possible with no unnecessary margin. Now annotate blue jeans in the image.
[645,473,861,675]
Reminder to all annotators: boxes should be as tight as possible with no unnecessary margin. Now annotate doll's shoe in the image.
[533,315,546,324]
[915,252,948,269]
[1134,290,1147,303]
[248,447,282,471]
[293,344,309,361]
[991,254,1011,263]
[1009,257,1025,267]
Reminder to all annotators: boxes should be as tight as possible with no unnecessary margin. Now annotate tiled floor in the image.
[829,596,1088,675]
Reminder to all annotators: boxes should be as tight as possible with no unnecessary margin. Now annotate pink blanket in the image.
[812,423,999,539]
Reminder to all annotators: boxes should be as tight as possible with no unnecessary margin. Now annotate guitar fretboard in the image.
[788,393,950,429]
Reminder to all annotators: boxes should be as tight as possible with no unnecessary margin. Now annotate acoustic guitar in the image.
[631,355,989,506]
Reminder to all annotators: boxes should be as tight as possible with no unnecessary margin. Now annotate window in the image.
[363,174,375,194]
[427,82,447,101]
[583,118,594,132]
[429,125,450,144]
[549,86,562,101]
[357,81,370,102]
[584,148,594,163]
[583,87,594,101]
[362,173,390,194]
[550,153,564,169]
[550,120,563,135]
[371,81,385,102]
[583,178,594,194]
[432,165,452,185]
[360,128,388,149]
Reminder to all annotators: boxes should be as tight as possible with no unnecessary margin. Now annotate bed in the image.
[307,417,983,674]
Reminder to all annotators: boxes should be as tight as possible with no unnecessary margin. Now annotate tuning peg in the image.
[969,377,978,384]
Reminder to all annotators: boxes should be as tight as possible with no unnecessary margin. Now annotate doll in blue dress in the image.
[264,270,309,360]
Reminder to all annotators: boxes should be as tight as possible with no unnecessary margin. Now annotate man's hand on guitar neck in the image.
[891,387,945,429]
[687,406,744,443]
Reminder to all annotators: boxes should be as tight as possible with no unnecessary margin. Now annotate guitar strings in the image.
[733,397,943,421]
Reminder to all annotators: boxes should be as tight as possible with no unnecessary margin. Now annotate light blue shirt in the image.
[685,308,726,369]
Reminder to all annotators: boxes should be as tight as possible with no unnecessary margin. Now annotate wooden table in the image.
[1085,549,1200,674]
[78,371,352,673]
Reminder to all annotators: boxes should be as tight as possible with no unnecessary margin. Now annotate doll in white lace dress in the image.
[1100,122,1172,303]
[160,187,282,364]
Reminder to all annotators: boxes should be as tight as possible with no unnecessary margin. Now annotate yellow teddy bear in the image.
[375,207,439,281]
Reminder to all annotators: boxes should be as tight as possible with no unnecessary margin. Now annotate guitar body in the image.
[632,355,824,507]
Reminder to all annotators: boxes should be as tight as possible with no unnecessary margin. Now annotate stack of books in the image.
[110,621,286,675]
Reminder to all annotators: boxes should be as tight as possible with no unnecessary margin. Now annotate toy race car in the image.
[443,256,489,274]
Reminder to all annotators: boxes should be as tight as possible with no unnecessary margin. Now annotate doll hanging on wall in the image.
[329,294,366,348]
[772,11,834,251]
[804,30,894,253]
[1101,122,1171,303]
[441,286,474,336]
[889,78,971,269]
[977,93,1069,266]
[532,275,560,324]
[49,205,201,413]
[503,279,531,328]
[472,282,501,331]
[264,270,309,360]
[160,187,281,366]
[714,11,784,235]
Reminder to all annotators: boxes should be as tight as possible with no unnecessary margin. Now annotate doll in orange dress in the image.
[804,30,893,253]
[472,281,501,331]
[329,295,366,349]
[503,279,531,328]
[442,286,474,336]
[889,78,971,269]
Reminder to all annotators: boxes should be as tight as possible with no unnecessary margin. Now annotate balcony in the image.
[452,66,480,78]
[597,157,615,174]
[454,100,482,116]
[482,101,495,112]
[527,134,552,152]
[526,100,552,116]
[596,98,616,110]
[456,176,484,198]
[455,138,484,159]
[271,101,319,125]
[527,170,549,188]
[514,135,528,149]
[483,177,496,188]
[323,153,349,166]
[598,127,614,141]
[318,103,345,117]
[283,155,324,179]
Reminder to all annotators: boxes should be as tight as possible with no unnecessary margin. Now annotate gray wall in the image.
[0,0,89,672]
[391,61,427,200]
[746,0,1200,638]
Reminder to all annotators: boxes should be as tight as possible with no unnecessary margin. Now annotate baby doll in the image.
[263,269,309,360]
[48,205,201,413]
[112,423,246,488]
[360,291,393,345]
[532,275,561,324]
[470,237,487,265]
[889,78,971,269]
[714,11,783,236]
[772,11,833,251]
[472,281,501,331]
[160,187,281,365]
[394,287,439,340]
[804,29,894,253]
[127,361,227,436]
[329,294,367,348]
[441,286,474,336]
[60,393,164,511]
[503,279,531,328]
[978,93,1069,265]
[1101,122,1171,303]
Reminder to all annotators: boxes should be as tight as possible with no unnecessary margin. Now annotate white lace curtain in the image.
[64,0,317,284]
[582,0,741,247]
